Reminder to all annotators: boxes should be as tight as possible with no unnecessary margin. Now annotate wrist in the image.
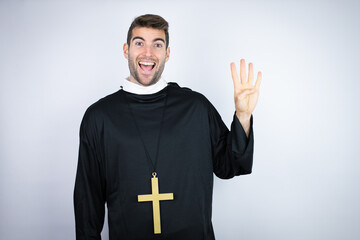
[236,112,251,123]
[236,112,251,138]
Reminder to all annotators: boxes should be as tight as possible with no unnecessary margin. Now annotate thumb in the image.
[238,88,256,97]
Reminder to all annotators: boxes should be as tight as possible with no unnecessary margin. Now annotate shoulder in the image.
[88,89,123,112]
[81,89,123,124]
[167,82,222,120]
[167,82,211,106]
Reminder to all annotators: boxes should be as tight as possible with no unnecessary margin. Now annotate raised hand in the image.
[231,59,262,136]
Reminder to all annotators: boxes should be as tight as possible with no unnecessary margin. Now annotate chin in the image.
[137,77,158,86]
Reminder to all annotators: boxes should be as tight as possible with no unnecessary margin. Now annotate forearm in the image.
[74,122,106,239]
[74,155,106,240]
[212,112,254,179]
[236,112,251,138]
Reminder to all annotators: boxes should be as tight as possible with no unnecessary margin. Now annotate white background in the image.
[1,0,360,239]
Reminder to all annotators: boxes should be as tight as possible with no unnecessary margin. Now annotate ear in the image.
[165,47,170,62]
[123,43,129,59]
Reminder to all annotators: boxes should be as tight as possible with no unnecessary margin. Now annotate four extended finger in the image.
[248,62,254,85]
[230,62,240,90]
[255,71,262,89]
[240,59,246,84]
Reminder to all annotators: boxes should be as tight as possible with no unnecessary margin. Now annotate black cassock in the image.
[74,83,254,240]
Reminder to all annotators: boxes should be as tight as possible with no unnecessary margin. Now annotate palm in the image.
[231,59,262,116]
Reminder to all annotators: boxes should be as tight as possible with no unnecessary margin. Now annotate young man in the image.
[74,14,261,240]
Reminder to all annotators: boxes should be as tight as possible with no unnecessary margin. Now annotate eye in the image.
[154,43,163,48]
[135,41,144,47]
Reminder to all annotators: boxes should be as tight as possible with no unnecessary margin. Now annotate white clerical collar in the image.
[121,77,168,95]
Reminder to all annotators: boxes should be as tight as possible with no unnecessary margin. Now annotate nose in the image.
[144,45,153,57]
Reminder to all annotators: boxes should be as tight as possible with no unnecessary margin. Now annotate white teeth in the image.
[139,62,155,66]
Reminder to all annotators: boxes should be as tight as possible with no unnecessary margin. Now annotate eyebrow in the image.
[132,36,165,44]
[132,36,145,42]
[153,38,165,43]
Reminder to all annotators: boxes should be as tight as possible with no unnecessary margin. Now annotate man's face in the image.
[123,27,170,86]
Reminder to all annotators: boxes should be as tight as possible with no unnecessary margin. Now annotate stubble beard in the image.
[128,55,166,87]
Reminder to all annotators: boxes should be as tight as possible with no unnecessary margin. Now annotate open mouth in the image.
[139,61,156,74]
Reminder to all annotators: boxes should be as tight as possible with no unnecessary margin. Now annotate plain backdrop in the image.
[1,0,360,239]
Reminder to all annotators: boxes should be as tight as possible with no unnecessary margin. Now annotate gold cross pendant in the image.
[138,172,174,234]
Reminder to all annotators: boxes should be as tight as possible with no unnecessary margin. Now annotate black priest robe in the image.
[74,82,254,240]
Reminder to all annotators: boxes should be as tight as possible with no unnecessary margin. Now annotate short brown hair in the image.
[127,14,169,49]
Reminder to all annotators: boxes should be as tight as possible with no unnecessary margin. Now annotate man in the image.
[74,14,261,240]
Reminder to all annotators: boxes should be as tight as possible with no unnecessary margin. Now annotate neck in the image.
[128,75,160,87]
[121,77,167,95]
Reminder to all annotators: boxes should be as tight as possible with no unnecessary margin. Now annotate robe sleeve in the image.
[209,102,254,179]
[74,109,106,240]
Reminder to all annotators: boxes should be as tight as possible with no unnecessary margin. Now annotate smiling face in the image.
[123,27,170,86]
